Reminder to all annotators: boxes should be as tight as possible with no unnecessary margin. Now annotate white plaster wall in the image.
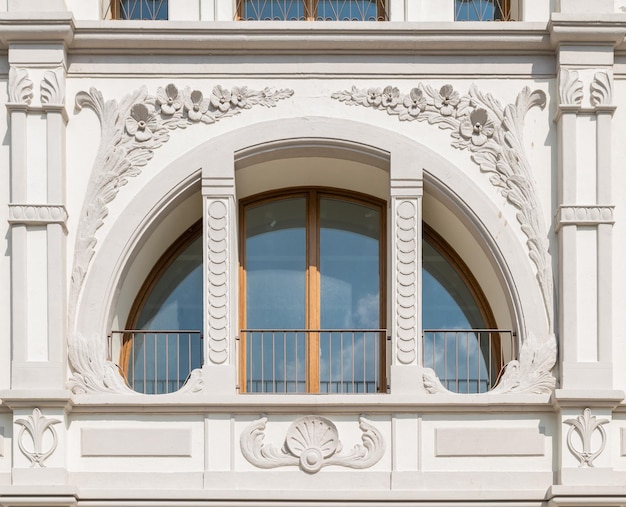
[0,72,10,390]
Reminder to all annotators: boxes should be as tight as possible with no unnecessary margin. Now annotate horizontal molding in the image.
[81,428,192,457]
[435,427,545,456]
[8,204,68,227]
[554,205,614,231]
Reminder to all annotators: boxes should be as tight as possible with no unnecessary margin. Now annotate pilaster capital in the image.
[554,205,614,231]
[8,204,68,229]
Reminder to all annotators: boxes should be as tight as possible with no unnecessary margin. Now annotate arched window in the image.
[118,193,503,394]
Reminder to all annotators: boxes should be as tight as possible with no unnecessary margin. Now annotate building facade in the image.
[1,0,626,506]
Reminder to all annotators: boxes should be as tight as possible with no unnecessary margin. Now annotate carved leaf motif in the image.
[41,70,65,106]
[69,84,293,394]
[590,70,612,107]
[564,408,609,467]
[15,409,61,467]
[8,67,34,105]
[240,415,384,474]
[559,69,583,106]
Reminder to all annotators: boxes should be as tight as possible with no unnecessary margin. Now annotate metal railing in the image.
[103,0,168,20]
[110,330,203,394]
[235,0,387,21]
[454,0,510,21]
[241,329,385,393]
[422,329,515,393]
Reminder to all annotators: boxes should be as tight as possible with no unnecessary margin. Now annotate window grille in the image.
[236,0,387,21]
[454,0,510,21]
[104,0,168,20]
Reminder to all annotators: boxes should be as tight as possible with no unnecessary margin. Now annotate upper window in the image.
[109,0,169,20]
[240,189,385,393]
[454,0,510,21]
[236,0,387,21]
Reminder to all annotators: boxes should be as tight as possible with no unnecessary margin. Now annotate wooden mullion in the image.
[306,191,320,392]
[377,0,387,20]
[238,200,248,393]
[305,0,316,20]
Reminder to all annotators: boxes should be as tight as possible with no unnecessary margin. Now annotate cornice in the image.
[0,13,74,48]
[68,21,552,55]
[549,13,626,48]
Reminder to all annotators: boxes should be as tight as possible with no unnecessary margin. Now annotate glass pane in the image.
[240,0,306,20]
[245,198,307,392]
[129,236,202,394]
[120,0,168,20]
[319,198,380,393]
[455,0,506,21]
[422,240,491,393]
[317,0,379,20]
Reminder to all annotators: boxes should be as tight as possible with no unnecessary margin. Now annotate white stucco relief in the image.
[558,69,584,107]
[8,67,34,106]
[15,409,61,468]
[333,84,556,395]
[240,415,385,474]
[67,83,294,394]
[564,408,609,468]
[590,70,612,108]
[40,69,65,106]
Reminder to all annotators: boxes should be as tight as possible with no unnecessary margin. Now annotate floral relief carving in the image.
[206,198,230,364]
[40,69,65,106]
[395,199,419,365]
[590,70,613,108]
[558,69,584,107]
[8,204,68,226]
[68,83,293,394]
[8,67,34,106]
[564,408,609,467]
[555,205,615,230]
[15,409,61,467]
[240,415,384,474]
[332,83,556,394]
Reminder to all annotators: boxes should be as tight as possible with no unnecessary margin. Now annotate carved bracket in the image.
[240,415,385,474]
[564,408,609,467]
[15,409,61,467]
[68,83,293,394]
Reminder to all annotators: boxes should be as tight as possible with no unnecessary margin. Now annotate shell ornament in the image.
[240,415,384,474]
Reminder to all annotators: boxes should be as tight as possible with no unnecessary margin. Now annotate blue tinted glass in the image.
[317,0,378,20]
[241,0,306,20]
[120,0,168,20]
[455,0,502,21]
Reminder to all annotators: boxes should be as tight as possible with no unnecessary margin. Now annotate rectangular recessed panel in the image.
[81,428,192,457]
[435,428,544,457]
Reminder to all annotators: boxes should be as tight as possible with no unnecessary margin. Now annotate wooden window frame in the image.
[110,0,169,20]
[236,0,387,21]
[239,188,387,394]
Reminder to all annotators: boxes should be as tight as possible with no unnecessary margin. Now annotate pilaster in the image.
[7,42,68,390]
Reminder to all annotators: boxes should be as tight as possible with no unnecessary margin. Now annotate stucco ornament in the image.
[590,70,613,108]
[240,415,385,474]
[564,408,609,467]
[68,83,293,395]
[558,69,584,107]
[40,69,65,106]
[15,409,61,467]
[8,67,34,105]
[333,84,556,394]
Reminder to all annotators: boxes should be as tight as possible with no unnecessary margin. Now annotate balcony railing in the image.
[241,329,386,393]
[422,329,515,393]
[109,330,203,394]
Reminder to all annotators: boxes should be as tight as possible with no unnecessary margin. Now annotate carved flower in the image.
[459,108,495,146]
[125,103,157,142]
[434,84,460,117]
[210,85,232,113]
[381,86,400,109]
[156,83,183,115]
[184,90,210,122]
[229,86,254,109]
[402,88,427,117]
[366,88,382,107]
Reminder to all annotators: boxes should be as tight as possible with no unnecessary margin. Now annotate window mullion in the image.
[307,192,320,392]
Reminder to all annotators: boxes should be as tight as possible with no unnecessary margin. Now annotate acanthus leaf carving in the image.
[69,83,292,394]
[564,408,609,467]
[240,415,384,474]
[558,69,584,107]
[8,67,34,105]
[15,409,61,467]
[590,70,612,108]
[333,83,555,395]
[41,69,65,106]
